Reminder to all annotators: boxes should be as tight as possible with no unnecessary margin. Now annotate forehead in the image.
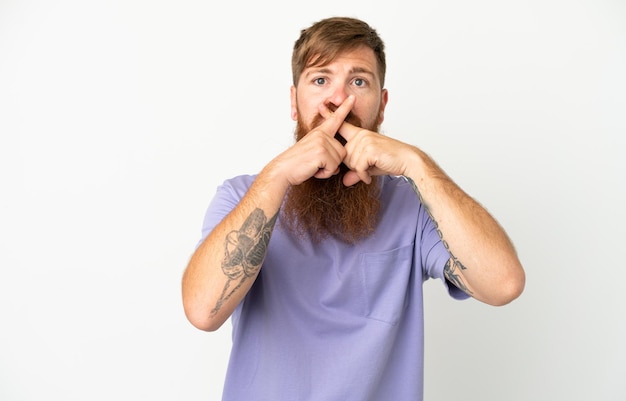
[301,46,380,79]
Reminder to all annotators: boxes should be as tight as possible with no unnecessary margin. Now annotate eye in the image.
[314,77,326,85]
[353,78,366,87]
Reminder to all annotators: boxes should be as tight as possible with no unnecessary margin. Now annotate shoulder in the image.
[378,175,434,234]
[379,175,420,203]
[382,175,414,190]
[217,174,258,197]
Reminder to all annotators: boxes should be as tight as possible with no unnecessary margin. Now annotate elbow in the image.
[488,283,524,306]
[181,279,229,332]
[192,320,224,333]
[486,264,526,306]
[186,316,218,333]
[182,300,227,332]
[473,258,525,306]
[185,310,226,332]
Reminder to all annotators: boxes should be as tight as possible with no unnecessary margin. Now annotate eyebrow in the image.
[304,66,376,79]
[350,66,375,77]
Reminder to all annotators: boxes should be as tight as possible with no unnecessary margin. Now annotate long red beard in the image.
[281,113,381,244]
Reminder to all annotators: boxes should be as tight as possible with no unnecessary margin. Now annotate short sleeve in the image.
[418,203,470,301]
[195,175,256,249]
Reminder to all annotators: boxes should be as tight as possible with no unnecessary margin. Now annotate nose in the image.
[326,83,350,111]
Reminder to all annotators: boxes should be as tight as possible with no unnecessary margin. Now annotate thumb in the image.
[342,170,365,187]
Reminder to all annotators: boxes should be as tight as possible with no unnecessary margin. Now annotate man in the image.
[182,16,525,401]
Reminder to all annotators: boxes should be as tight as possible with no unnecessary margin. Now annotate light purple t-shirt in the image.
[198,174,468,401]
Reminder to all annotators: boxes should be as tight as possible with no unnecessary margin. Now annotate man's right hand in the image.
[269,95,356,186]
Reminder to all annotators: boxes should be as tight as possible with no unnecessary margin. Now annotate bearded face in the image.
[280,110,381,244]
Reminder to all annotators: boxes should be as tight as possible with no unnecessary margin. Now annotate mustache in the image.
[311,111,363,131]
[294,105,367,142]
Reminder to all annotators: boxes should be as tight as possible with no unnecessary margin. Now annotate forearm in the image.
[182,166,288,331]
[404,147,525,305]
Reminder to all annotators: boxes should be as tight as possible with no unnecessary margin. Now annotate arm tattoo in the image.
[405,177,473,295]
[210,208,278,316]
[444,258,473,295]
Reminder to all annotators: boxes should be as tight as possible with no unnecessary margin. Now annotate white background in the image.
[1,0,625,400]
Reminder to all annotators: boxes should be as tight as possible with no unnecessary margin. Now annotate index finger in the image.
[317,95,356,137]
[336,119,360,143]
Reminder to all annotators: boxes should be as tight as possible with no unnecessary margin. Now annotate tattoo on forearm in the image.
[444,258,472,295]
[405,177,472,295]
[210,208,278,316]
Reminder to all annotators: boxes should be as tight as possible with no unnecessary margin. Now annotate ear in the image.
[290,86,298,121]
[377,88,389,125]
